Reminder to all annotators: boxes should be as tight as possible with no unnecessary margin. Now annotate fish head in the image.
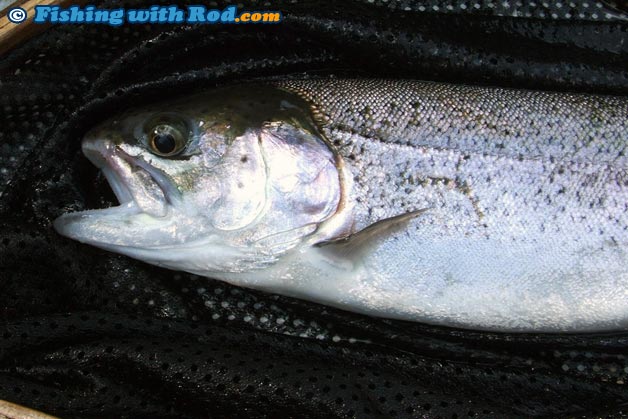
[54,85,350,274]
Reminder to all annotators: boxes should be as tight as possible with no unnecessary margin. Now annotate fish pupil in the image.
[153,133,176,154]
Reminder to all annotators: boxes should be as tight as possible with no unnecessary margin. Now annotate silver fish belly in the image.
[54,79,628,332]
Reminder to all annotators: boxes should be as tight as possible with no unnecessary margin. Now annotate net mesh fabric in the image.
[1,1,628,418]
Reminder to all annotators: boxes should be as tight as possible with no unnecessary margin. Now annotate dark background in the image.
[1,1,628,417]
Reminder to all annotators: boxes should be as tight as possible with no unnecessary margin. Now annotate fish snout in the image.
[81,134,119,170]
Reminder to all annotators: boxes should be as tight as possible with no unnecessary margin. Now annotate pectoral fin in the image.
[313,209,429,270]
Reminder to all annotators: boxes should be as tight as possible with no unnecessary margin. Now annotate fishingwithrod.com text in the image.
[7,5,282,25]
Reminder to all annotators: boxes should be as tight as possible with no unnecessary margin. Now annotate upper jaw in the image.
[82,137,172,217]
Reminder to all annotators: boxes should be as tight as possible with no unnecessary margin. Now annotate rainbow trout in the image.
[54,79,628,332]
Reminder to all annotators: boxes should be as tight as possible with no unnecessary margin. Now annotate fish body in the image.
[54,79,628,332]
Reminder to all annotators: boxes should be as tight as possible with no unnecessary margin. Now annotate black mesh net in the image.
[1,1,628,418]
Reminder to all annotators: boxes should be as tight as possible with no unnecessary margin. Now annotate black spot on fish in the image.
[240,155,248,163]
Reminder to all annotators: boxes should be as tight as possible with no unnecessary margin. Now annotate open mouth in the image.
[59,137,180,223]
[81,138,173,218]
[53,137,182,247]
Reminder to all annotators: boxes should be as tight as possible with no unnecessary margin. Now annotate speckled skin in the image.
[275,79,628,332]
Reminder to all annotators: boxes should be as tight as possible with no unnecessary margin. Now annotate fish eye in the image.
[144,115,190,157]
[149,125,185,156]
